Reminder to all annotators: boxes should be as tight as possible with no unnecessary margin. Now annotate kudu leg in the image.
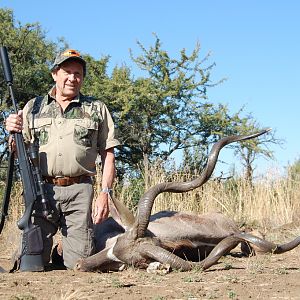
[74,248,124,272]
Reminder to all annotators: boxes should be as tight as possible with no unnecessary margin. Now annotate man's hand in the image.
[5,110,23,133]
[92,192,110,224]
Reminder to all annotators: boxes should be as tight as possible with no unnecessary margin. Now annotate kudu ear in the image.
[108,195,135,230]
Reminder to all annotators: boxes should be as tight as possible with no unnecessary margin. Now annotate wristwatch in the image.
[101,187,113,196]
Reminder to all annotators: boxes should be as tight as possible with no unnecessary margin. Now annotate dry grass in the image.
[1,164,300,257]
[0,164,300,300]
[0,182,23,258]
[115,164,300,231]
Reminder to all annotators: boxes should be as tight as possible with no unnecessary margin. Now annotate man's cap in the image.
[51,49,86,75]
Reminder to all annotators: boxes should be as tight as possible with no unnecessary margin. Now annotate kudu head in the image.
[75,129,271,272]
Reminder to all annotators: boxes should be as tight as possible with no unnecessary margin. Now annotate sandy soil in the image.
[0,227,300,299]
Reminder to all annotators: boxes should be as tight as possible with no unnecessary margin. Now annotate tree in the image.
[0,8,66,164]
[94,36,266,183]
[81,54,111,98]
[100,36,231,177]
[287,158,300,181]
[233,115,283,184]
[0,9,282,187]
[0,9,63,107]
[82,35,282,185]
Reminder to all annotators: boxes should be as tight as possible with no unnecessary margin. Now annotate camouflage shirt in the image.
[22,86,120,177]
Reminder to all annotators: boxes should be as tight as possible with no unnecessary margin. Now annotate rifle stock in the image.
[0,46,45,271]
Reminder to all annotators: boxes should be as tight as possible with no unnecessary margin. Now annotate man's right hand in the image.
[5,110,23,133]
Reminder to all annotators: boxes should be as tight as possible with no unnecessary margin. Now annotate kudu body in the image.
[75,129,300,272]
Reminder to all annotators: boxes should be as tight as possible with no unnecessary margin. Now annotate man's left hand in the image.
[92,192,109,224]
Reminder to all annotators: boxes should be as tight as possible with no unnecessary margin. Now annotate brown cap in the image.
[51,49,86,75]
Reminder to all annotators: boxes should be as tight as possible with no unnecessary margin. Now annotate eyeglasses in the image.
[62,49,81,58]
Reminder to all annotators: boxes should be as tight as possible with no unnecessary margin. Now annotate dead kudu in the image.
[75,129,300,272]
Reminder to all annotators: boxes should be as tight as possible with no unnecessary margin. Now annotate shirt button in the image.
[58,153,62,156]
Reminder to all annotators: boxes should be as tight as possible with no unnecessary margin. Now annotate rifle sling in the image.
[0,150,15,234]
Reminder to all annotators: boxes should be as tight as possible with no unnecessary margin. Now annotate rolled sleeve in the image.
[97,103,121,151]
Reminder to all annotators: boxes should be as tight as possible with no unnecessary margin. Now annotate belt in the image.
[43,175,91,186]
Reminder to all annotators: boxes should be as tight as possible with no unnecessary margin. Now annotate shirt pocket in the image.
[30,118,52,146]
[74,119,98,148]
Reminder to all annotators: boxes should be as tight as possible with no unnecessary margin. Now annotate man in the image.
[5,49,120,269]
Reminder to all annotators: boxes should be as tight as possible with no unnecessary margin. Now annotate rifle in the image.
[0,46,55,272]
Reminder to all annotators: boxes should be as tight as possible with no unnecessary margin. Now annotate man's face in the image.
[51,60,84,99]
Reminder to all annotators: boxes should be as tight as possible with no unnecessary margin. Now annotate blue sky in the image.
[1,0,299,176]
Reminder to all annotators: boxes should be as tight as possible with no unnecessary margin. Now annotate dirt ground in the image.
[0,228,300,300]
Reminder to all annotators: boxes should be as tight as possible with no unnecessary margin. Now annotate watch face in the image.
[102,188,113,196]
